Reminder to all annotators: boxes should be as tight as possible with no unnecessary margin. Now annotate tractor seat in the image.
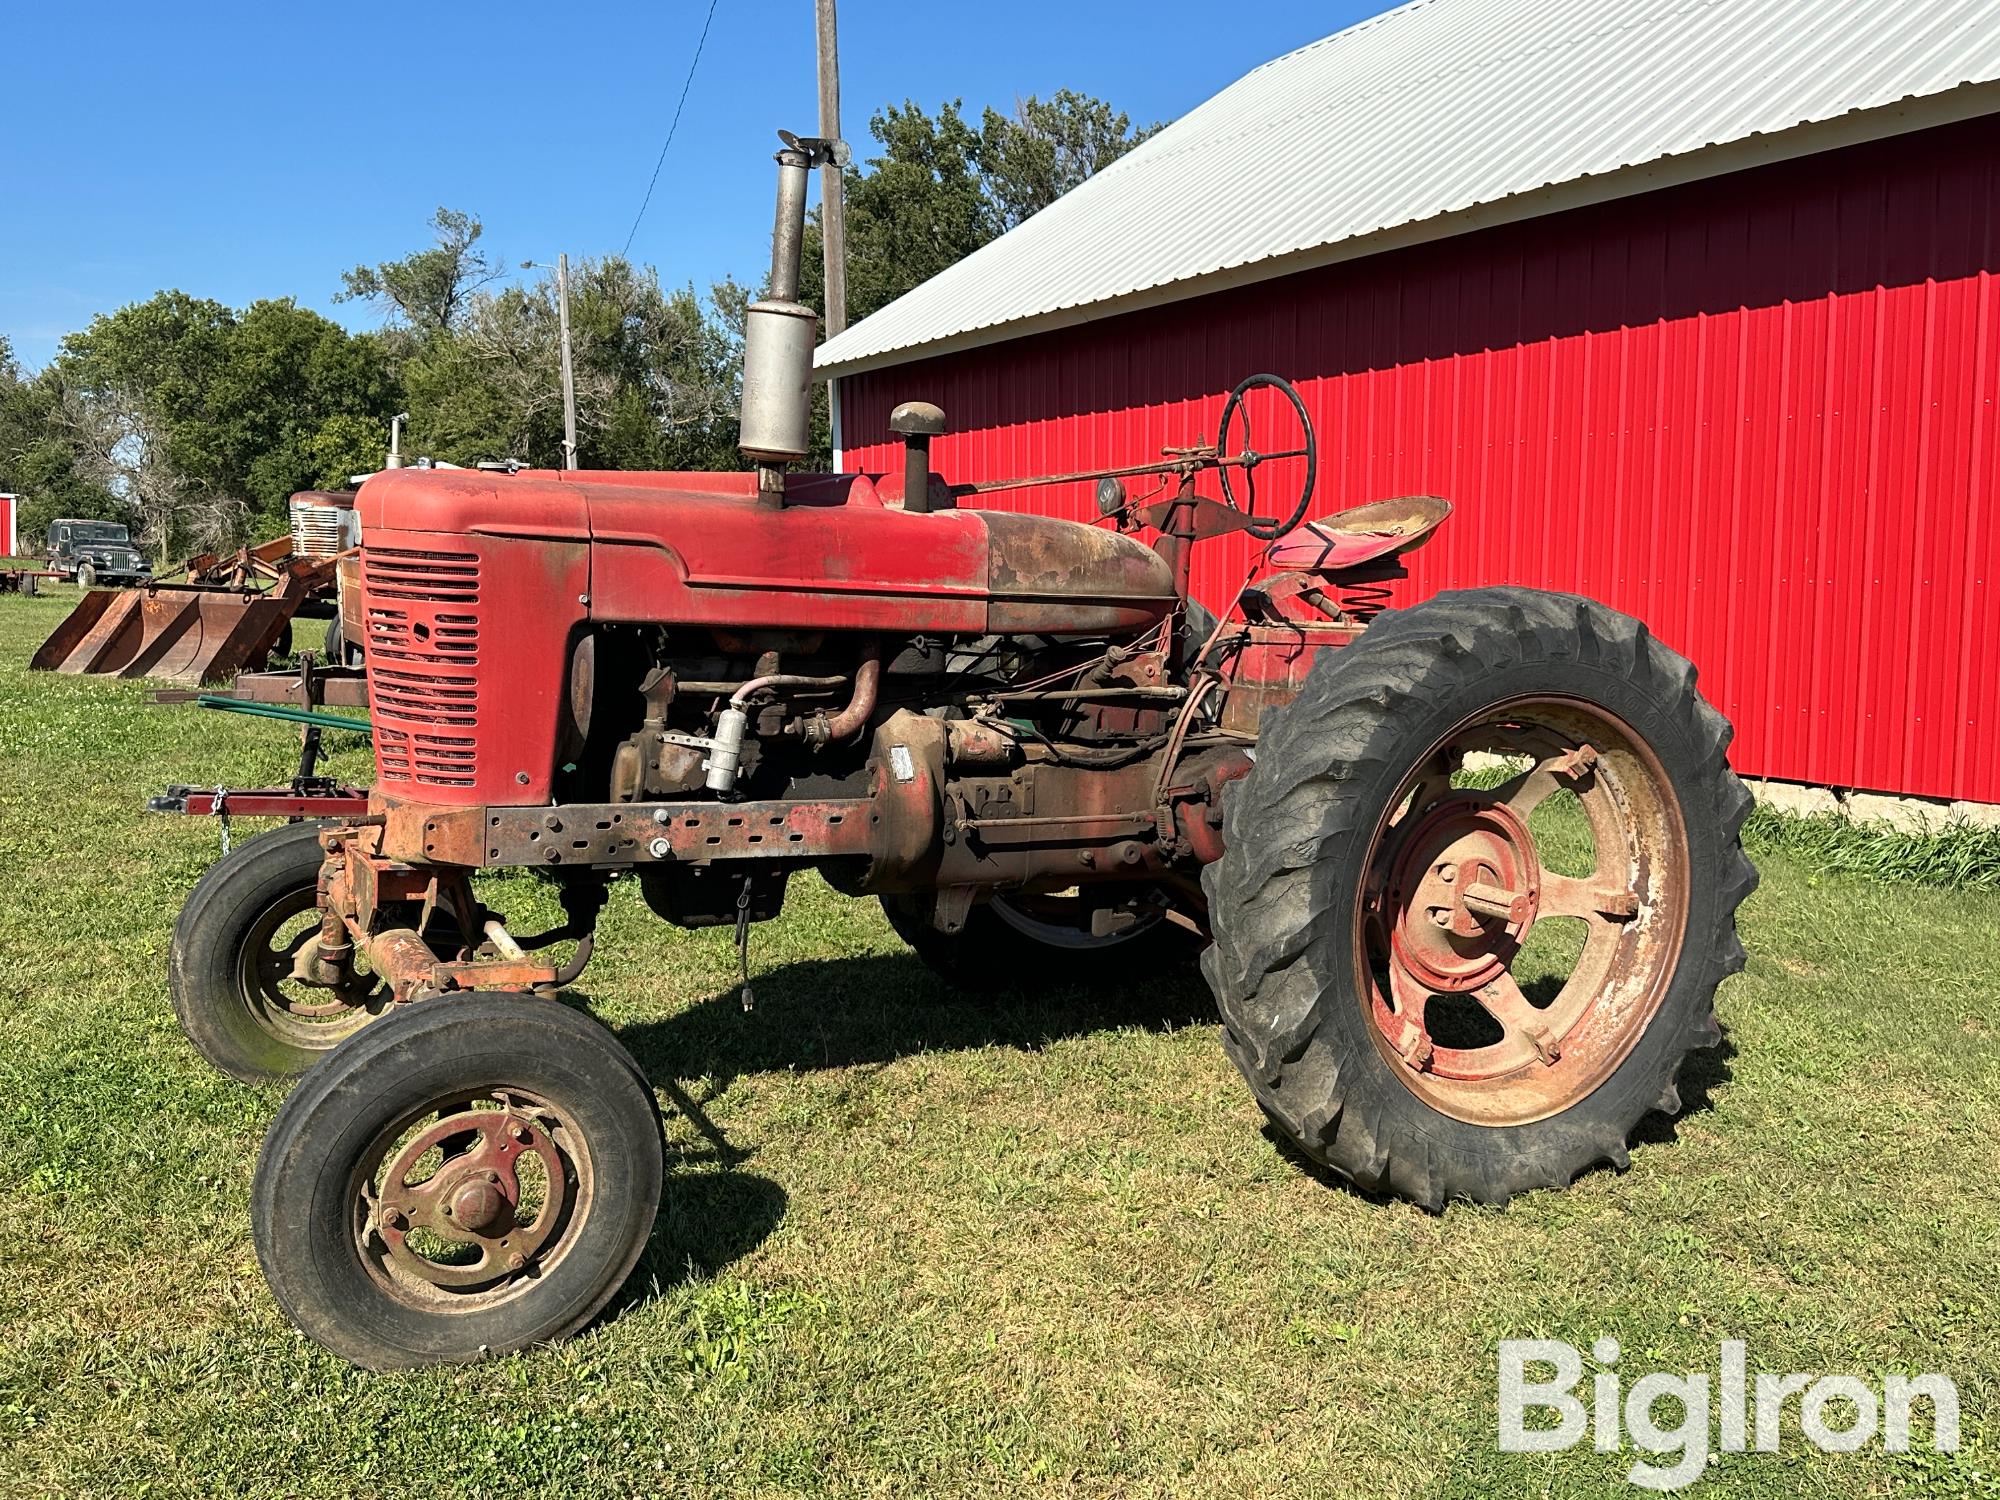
[1268,495,1453,574]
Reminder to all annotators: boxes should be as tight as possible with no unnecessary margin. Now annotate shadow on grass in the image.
[580,954,1733,1271]
[583,952,1214,1321]
[1630,1024,1737,1148]
[581,949,1219,1096]
[604,1169,791,1319]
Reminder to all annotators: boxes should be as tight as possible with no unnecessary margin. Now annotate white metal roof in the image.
[815,0,2000,377]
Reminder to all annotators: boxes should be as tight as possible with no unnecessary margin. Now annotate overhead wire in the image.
[621,0,723,259]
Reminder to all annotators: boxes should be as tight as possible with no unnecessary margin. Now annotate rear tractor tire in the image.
[253,993,663,1369]
[1201,587,1754,1209]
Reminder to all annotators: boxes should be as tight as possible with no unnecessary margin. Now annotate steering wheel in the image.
[1215,372,1318,540]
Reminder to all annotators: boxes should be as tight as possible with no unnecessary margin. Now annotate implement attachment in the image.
[31,534,338,685]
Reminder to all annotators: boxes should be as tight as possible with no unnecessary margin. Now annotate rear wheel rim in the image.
[1355,696,1690,1126]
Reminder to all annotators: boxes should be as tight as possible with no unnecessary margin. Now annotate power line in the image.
[621,0,722,259]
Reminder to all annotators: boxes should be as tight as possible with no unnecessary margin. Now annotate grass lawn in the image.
[0,588,1992,1498]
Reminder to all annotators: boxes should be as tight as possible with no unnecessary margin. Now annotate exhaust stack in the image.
[740,131,844,489]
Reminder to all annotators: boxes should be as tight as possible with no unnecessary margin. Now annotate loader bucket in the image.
[31,587,302,685]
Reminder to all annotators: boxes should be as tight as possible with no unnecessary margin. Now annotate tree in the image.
[337,207,499,340]
[978,90,1162,232]
[0,340,121,551]
[208,299,397,512]
[50,292,399,555]
[800,92,1159,328]
[55,293,234,556]
[399,259,745,471]
[53,364,203,556]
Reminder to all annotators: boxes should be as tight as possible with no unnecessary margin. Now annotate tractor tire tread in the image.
[1200,586,1755,1210]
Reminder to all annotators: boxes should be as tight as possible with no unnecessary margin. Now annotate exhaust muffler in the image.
[740,130,844,483]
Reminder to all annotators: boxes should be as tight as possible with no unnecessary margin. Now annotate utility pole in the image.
[815,0,847,336]
[523,257,582,467]
[555,253,579,469]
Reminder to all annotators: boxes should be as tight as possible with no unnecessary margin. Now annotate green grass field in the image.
[0,590,1992,1497]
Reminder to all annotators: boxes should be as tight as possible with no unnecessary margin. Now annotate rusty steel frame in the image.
[32,536,341,685]
[150,785,372,818]
[479,798,879,868]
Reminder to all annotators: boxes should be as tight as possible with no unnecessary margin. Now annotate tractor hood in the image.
[357,467,1177,637]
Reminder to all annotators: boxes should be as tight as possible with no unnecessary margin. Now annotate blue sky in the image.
[0,1,1381,371]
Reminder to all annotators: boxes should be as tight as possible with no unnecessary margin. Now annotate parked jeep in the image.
[46,518,151,587]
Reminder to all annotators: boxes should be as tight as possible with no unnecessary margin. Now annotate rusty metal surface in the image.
[372,1104,572,1296]
[0,568,61,594]
[428,956,561,993]
[380,799,488,868]
[30,587,303,683]
[148,785,371,818]
[484,798,879,868]
[35,513,343,685]
[1357,699,1689,1125]
[1218,621,1359,735]
[982,510,1177,634]
[168,668,369,708]
[342,848,433,936]
[364,927,449,997]
[1266,495,1452,572]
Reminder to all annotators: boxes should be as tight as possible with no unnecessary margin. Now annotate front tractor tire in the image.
[169,821,459,1085]
[253,994,663,1369]
[1202,587,1754,1210]
[170,822,383,1084]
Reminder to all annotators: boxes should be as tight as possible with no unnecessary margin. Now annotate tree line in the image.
[0,92,1155,560]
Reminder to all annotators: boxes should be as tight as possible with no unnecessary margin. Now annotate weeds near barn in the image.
[1743,803,2000,890]
[0,590,1993,1498]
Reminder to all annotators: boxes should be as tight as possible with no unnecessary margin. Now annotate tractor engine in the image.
[331,132,1385,978]
[352,457,1238,933]
[304,132,1424,1024]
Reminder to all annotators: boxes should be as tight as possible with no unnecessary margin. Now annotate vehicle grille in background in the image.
[363,546,481,788]
[289,499,361,558]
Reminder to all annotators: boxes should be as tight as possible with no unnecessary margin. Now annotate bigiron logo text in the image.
[1498,1337,1960,1491]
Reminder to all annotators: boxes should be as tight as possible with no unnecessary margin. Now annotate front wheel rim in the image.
[346,1088,592,1309]
[1356,696,1690,1127]
[236,890,381,1047]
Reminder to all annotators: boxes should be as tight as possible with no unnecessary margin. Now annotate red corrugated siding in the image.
[841,116,2000,804]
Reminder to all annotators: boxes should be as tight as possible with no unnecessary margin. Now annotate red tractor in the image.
[164,136,1753,1369]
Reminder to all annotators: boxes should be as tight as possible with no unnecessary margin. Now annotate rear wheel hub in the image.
[1386,800,1541,992]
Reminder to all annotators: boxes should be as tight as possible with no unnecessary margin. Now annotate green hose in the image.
[193,694,373,738]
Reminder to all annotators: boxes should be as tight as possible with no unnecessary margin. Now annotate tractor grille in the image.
[363,546,481,788]
[363,548,480,601]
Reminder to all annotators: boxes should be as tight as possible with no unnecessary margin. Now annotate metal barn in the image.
[818,0,2000,807]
